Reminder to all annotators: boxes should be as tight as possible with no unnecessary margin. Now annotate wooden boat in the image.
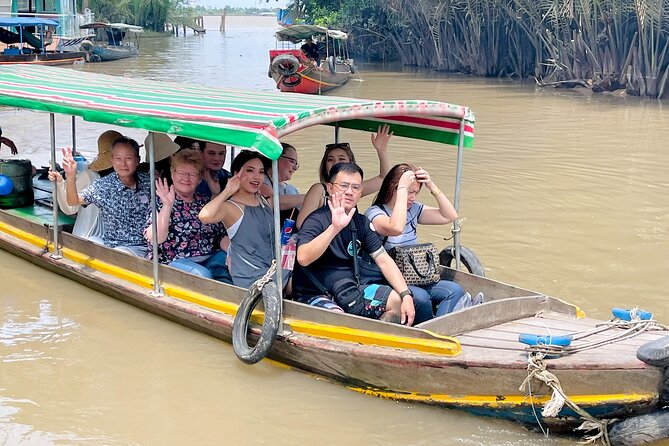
[0,65,668,445]
[79,22,142,62]
[0,17,85,65]
[268,25,354,94]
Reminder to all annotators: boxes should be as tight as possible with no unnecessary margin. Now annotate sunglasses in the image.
[325,142,351,150]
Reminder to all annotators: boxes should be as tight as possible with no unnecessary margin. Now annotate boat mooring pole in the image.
[147,132,163,296]
[271,159,283,297]
[49,113,61,258]
[452,115,467,270]
[334,123,340,143]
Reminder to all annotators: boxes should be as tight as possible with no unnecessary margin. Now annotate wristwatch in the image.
[399,289,412,299]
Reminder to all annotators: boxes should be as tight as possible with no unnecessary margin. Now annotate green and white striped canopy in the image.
[0,65,475,160]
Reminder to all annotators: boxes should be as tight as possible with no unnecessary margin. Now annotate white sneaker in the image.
[472,292,486,305]
[453,292,472,312]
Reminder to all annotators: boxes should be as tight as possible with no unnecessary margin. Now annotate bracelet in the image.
[430,188,442,197]
[399,289,412,299]
[397,186,408,190]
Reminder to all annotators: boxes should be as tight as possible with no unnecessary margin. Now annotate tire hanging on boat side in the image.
[271,54,300,76]
[232,281,282,365]
[281,73,302,88]
[607,410,669,446]
[439,245,485,277]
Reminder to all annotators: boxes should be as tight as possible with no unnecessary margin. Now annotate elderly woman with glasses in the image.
[144,149,232,283]
[295,124,393,228]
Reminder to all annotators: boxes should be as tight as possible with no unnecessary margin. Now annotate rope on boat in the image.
[520,311,669,445]
[520,352,614,445]
[250,259,277,294]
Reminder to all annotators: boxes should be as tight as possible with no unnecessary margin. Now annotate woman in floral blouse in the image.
[144,148,232,283]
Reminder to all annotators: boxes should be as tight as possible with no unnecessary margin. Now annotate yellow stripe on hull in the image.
[0,221,461,356]
[349,387,656,408]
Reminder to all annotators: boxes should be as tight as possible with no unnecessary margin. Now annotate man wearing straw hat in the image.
[61,135,151,257]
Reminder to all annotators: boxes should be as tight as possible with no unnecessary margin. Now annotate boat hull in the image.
[0,51,85,65]
[0,207,665,431]
[271,64,351,94]
[90,45,138,62]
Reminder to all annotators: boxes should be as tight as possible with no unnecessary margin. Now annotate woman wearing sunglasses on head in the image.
[295,124,393,228]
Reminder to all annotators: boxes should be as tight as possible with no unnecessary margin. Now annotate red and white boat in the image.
[268,25,355,94]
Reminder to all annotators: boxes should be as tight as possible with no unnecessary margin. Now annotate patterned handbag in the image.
[389,243,441,286]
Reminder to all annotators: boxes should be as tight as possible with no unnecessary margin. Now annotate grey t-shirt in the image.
[365,202,424,250]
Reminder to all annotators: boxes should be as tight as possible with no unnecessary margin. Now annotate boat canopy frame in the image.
[0,64,475,295]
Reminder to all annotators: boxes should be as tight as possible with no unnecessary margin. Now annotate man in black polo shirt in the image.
[293,162,415,325]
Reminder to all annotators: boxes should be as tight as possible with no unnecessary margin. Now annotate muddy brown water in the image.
[1,15,668,446]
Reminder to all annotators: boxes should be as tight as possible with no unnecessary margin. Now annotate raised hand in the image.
[47,168,63,183]
[61,147,77,179]
[155,178,175,208]
[397,169,415,189]
[370,124,393,153]
[328,192,355,231]
[223,173,241,196]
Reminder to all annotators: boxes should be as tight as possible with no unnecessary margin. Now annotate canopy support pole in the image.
[452,116,466,270]
[334,123,340,143]
[71,116,76,154]
[271,159,283,295]
[147,132,163,296]
[49,113,61,259]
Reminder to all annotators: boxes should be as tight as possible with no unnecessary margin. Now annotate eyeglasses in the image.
[173,170,200,180]
[280,155,300,170]
[325,142,351,150]
[332,182,362,193]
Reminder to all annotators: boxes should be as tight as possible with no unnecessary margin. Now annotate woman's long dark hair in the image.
[371,163,417,207]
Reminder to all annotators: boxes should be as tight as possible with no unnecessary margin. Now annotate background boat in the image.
[268,24,355,94]
[0,17,84,65]
[79,22,142,62]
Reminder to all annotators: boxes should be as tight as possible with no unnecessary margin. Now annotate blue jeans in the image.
[169,251,233,284]
[409,280,465,324]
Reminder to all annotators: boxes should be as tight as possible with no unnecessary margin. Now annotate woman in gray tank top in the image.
[199,150,287,289]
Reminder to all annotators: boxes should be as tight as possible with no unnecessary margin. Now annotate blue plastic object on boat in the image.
[612,307,653,321]
[518,333,573,347]
[0,174,13,195]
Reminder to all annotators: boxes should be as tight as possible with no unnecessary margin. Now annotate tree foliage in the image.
[298,0,669,97]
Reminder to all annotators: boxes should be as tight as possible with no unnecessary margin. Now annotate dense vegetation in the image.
[77,0,193,31]
[296,0,669,98]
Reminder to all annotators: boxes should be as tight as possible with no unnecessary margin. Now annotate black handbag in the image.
[301,219,366,315]
[388,242,441,286]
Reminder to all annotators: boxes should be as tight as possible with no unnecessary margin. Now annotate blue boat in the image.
[79,22,142,62]
[0,17,84,64]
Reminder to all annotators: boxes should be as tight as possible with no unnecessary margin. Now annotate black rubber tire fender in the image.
[327,55,336,74]
[80,40,94,54]
[281,73,302,88]
[608,410,669,446]
[271,54,300,76]
[232,281,282,365]
[439,245,485,277]
[89,54,102,63]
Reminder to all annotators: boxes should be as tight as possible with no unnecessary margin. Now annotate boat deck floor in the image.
[456,311,668,369]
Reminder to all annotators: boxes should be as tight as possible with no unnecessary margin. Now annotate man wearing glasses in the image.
[292,162,415,325]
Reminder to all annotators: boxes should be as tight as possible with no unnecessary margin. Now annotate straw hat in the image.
[144,133,180,163]
[89,130,124,172]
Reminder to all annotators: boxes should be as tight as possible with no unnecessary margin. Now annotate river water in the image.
[1,15,669,446]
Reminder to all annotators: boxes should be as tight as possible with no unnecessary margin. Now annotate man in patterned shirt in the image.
[62,136,151,257]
